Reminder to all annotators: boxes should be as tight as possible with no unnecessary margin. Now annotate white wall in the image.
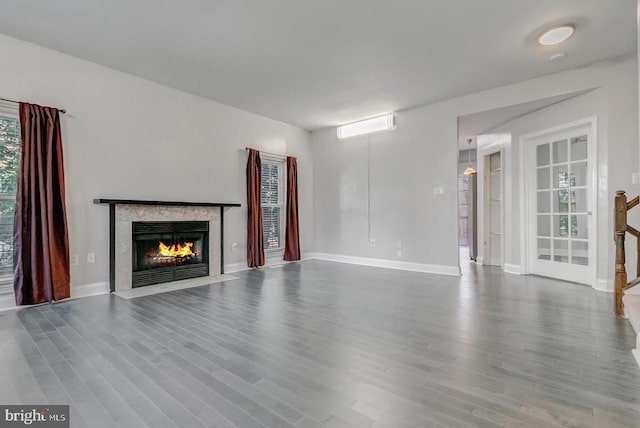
[0,33,314,295]
[311,55,638,282]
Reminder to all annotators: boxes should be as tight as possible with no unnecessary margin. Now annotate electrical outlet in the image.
[370,239,376,247]
[433,186,445,195]
[87,253,95,264]
[70,254,79,266]
[231,242,239,251]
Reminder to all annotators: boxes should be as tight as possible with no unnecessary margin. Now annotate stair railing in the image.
[614,190,640,317]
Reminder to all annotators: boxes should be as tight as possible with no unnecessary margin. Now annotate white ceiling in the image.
[458,91,590,149]
[0,1,635,130]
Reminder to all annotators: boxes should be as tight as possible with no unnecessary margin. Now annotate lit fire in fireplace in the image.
[144,241,199,265]
[158,241,194,257]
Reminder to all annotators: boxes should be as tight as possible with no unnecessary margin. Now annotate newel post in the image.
[614,190,628,317]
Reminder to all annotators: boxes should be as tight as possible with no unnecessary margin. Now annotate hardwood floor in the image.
[0,259,639,427]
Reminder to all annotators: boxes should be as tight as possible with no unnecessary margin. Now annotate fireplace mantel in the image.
[94,198,241,292]
[94,199,241,208]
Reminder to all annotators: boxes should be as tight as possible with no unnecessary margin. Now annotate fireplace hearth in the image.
[132,221,209,288]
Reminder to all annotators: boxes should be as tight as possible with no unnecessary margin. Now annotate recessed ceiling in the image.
[458,90,591,149]
[0,0,635,130]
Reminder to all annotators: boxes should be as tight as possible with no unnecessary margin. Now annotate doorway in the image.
[522,119,596,285]
[485,151,503,267]
[458,145,477,264]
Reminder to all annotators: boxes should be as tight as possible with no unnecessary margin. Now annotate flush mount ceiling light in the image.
[337,113,396,139]
[538,25,575,46]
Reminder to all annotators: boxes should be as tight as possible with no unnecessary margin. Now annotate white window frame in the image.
[0,103,19,293]
[261,154,286,253]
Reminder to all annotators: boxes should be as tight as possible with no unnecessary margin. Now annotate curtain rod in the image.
[245,147,286,158]
[0,97,67,114]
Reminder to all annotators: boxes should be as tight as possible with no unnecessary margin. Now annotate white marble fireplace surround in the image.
[115,204,221,291]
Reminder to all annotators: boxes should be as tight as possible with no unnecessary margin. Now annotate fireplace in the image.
[95,199,240,292]
[132,221,209,287]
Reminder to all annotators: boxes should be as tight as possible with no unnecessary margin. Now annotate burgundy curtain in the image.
[246,149,265,267]
[284,156,301,261]
[14,102,70,305]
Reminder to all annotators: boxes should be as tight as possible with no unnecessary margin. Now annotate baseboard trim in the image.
[309,252,460,276]
[0,282,111,311]
[503,264,521,275]
[0,294,16,312]
[476,256,484,265]
[71,281,110,299]
[224,261,249,273]
[594,278,613,293]
[225,252,315,273]
[632,349,640,368]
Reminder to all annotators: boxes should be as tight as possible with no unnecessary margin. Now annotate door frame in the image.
[477,142,506,269]
[519,116,598,285]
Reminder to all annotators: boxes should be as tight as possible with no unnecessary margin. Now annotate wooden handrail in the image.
[614,190,640,317]
[625,277,640,291]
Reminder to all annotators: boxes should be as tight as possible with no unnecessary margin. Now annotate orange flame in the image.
[157,241,194,257]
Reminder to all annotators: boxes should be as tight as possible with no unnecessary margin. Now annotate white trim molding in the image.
[224,261,251,273]
[503,264,522,275]
[632,349,640,368]
[309,253,461,276]
[224,252,315,273]
[0,294,16,312]
[594,278,613,293]
[71,281,110,299]
[0,281,110,312]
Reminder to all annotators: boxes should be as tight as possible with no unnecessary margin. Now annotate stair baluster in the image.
[614,190,640,317]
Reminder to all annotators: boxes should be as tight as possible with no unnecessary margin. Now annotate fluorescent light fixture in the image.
[337,113,396,139]
[538,25,575,46]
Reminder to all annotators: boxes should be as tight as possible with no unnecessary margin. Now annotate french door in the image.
[527,121,595,285]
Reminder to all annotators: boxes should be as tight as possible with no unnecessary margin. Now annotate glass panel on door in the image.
[535,135,589,266]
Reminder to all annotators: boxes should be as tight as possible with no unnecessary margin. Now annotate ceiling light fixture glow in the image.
[538,25,575,46]
[337,113,396,139]
[463,138,476,175]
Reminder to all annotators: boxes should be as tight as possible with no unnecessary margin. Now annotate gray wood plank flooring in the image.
[0,259,639,427]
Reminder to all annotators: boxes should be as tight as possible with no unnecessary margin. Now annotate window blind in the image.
[261,160,284,250]
[261,162,280,205]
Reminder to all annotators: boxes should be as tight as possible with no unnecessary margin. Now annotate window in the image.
[0,112,19,291]
[261,158,285,251]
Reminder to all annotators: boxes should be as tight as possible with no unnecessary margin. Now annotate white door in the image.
[486,152,503,266]
[527,122,595,285]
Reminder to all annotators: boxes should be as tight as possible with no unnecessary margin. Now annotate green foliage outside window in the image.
[0,115,20,277]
